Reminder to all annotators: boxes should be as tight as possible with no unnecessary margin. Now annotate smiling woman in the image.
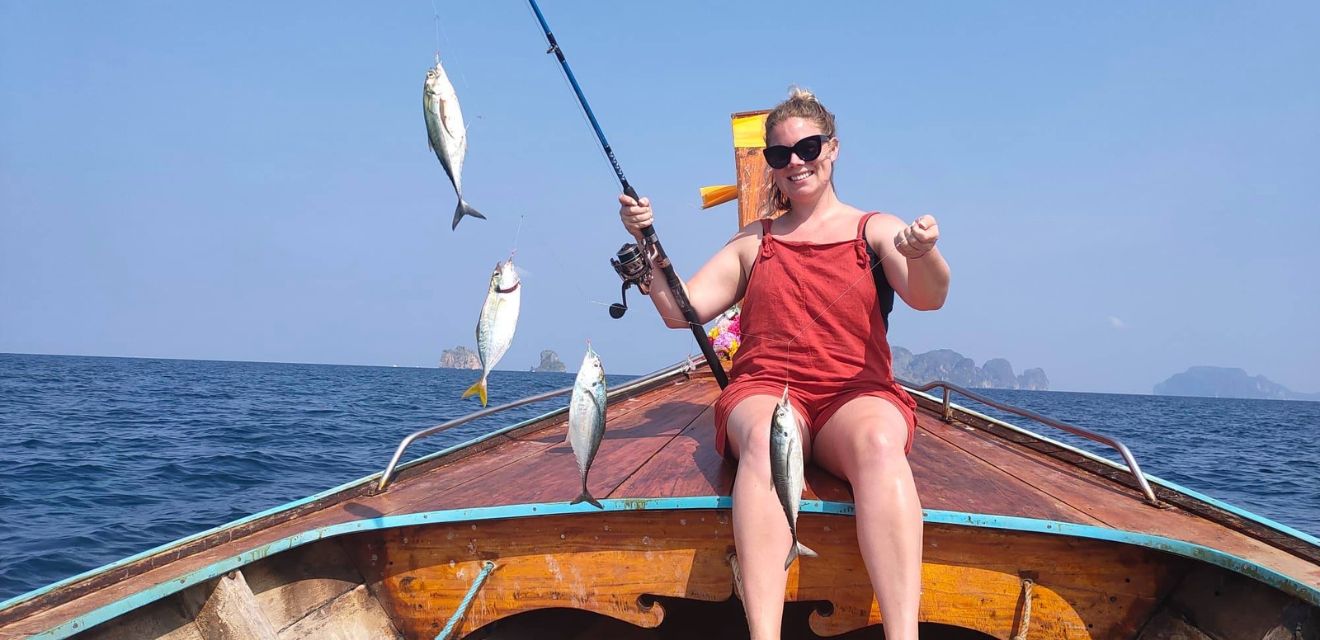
[617,87,952,640]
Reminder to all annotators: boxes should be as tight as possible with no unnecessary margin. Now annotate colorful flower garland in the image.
[707,305,742,367]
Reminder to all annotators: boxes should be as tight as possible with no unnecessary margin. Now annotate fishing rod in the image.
[526,0,728,389]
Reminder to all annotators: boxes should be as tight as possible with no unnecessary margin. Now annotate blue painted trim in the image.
[905,387,1320,547]
[20,499,1320,639]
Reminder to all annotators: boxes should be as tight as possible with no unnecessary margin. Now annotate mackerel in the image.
[423,59,485,229]
[567,345,607,509]
[770,385,817,569]
[461,258,520,406]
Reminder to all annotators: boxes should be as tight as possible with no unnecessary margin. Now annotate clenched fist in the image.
[618,194,653,241]
[894,214,939,259]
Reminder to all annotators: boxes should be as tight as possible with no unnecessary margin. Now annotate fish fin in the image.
[461,378,488,407]
[452,199,487,230]
[797,541,818,559]
[783,540,816,570]
[570,490,603,509]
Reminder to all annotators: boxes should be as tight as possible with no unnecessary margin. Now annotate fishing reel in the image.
[608,240,656,319]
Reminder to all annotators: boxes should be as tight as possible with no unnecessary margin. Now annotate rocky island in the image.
[438,346,480,370]
[891,347,1049,391]
[1153,366,1319,401]
[531,350,566,373]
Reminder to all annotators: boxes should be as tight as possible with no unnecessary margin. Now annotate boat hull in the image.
[49,507,1317,639]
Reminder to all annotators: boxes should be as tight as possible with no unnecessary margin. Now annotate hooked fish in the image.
[423,59,485,230]
[770,385,817,569]
[567,344,607,509]
[462,258,520,406]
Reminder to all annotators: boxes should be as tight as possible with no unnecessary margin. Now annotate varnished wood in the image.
[346,510,1188,639]
[733,110,771,229]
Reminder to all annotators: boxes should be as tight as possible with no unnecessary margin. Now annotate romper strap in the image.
[759,218,775,258]
[856,211,880,239]
[855,212,880,267]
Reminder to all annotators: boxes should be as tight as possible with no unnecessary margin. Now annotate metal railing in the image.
[377,358,698,492]
[900,379,1161,506]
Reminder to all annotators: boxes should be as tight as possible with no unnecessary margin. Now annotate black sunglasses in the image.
[762,134,832,169]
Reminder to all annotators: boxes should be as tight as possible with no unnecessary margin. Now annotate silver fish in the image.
[462,258,520,406]
[567,344,607,509]
[423,60,485,230]
[770,385,817,569]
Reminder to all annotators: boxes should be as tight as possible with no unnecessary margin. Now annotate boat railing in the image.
[377,358,698,492]
[900,379,1161,506]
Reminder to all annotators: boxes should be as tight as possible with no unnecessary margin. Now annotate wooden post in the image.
[731,110,770,230]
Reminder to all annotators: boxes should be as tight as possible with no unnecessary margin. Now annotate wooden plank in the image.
[428,379,718,509]
[78,597,204,640]
[243,540,363,632]
[1136,611,1215,640]
[375,381,687,516]
[922,411,1320,588]
[907,423,1103,524]
[796,519,1187,639]
[276,584,402,640]
[179,571,277,640]
[610,395,853,502]
[345,509,1189,640]
[350,512,737,639]
[1161,565,1320,640]
[609,406,731,499]
[921,412,1150,521]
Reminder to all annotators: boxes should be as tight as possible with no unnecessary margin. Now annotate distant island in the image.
[531,350,566,373]
[1153,366,1319,401]
[442,345,1046,387]
[438,347,567,373]
[439,346,480,370]
[891,346,1048,391]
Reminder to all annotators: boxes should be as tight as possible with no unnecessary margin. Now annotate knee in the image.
[851,427,907,468]
[730,431,773,477]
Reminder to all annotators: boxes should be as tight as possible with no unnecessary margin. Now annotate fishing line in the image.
[430,1,473,95]
[523,0,728,387]
[522,215,614,312]
[431,0,442,62]
[510,214,526,256]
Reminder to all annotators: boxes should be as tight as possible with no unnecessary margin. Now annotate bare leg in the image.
[811,396,921,640]
[725,394,811,640]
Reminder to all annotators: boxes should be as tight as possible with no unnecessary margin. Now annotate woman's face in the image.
[767,116,836,203]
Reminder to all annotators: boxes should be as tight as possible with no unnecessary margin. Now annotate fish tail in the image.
[452,199,486,230]
[461,377,488,407]
[570,489,603,509]
[783,539,817,570]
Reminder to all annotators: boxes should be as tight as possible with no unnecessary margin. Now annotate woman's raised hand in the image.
[618,194,652,241]
[894,214,939,259]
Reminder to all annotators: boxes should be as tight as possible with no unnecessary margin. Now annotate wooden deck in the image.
[2,368,1318,638]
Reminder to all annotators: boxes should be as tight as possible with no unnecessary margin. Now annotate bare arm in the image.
[618,194,754,328]
[866,213,950,311]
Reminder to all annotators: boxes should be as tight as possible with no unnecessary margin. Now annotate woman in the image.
[618,88,949,640]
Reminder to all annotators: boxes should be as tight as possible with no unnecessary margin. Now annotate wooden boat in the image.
[3,112,1317,640]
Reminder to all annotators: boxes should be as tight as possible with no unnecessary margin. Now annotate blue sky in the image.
[2,2,1317,394]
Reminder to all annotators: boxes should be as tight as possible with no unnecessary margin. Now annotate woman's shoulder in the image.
[728,217,769,244]
[859,210,904,232]
[857,210,906,255]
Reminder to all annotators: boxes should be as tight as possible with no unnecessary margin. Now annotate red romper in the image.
[713,212,918,458]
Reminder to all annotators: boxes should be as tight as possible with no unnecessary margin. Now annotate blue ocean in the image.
[1,352,1317,601]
